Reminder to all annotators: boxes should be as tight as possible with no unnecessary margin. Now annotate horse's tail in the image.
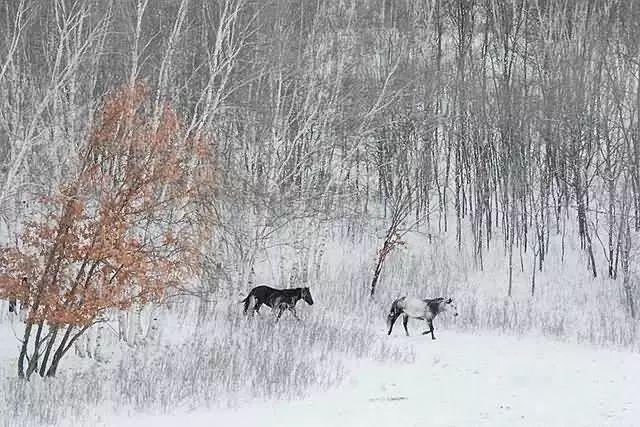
[389,297,408,317]
[386,297,403,321]
[240,291,254,314]
[386,297,405,335]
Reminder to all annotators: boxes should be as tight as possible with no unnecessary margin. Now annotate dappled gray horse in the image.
[387,296,458,339]
[240,285,314,321]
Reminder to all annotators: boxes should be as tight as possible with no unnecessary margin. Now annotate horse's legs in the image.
[275,305,285,322]
[387,311,402,335]
[253,301,263,316]
[402,314,410,336]
[289,307,301,321]
[421,319,436,340]
[387,313,400,335]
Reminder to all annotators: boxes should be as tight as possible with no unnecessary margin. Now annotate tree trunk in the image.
[39,326,59,377]
[46,325,74,377]
[531,249,537,297]
[622,221,635,319]
[370,251,387,298]
[25,321,45,380]
[17,322,33,379]
[118,311,128,343]
[46,324,92,377]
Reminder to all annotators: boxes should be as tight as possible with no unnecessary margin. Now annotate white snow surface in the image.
[103,330,639,427]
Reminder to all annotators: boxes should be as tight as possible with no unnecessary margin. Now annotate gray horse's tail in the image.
[387,297,402,319]
[386,297,405,335]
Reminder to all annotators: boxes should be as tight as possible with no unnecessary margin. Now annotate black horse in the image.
[240,285,314,321]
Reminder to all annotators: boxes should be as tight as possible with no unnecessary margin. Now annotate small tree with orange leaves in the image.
[0,83,213,379]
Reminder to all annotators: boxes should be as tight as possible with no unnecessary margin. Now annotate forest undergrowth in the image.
[1,220,638,427]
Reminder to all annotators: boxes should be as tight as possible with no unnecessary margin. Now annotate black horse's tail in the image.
[239,291,254,314]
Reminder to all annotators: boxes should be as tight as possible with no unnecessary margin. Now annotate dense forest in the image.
[1,0,640,381]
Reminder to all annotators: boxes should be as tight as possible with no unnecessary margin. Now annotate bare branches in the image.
[0,0,32,85]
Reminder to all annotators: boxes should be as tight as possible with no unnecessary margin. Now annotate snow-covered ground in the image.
[2,230,639,427]
[104,330,640,427]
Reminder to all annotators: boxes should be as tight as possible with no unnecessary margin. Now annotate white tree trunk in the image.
[117,311,128,343]
[145,303,162,346]
[93,322,106,362]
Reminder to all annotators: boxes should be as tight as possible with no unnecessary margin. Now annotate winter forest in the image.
[1,0,639,426]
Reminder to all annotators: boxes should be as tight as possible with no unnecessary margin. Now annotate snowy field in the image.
[106,330,640,427]
[2,231,640,427]
[2,302,639,427]
[1,228,639,427]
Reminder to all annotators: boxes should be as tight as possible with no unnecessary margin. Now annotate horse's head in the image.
[441,298,458,317]
[301,287,314,306]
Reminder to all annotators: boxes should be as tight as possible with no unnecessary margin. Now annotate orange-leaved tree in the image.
[0,82,213,379]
